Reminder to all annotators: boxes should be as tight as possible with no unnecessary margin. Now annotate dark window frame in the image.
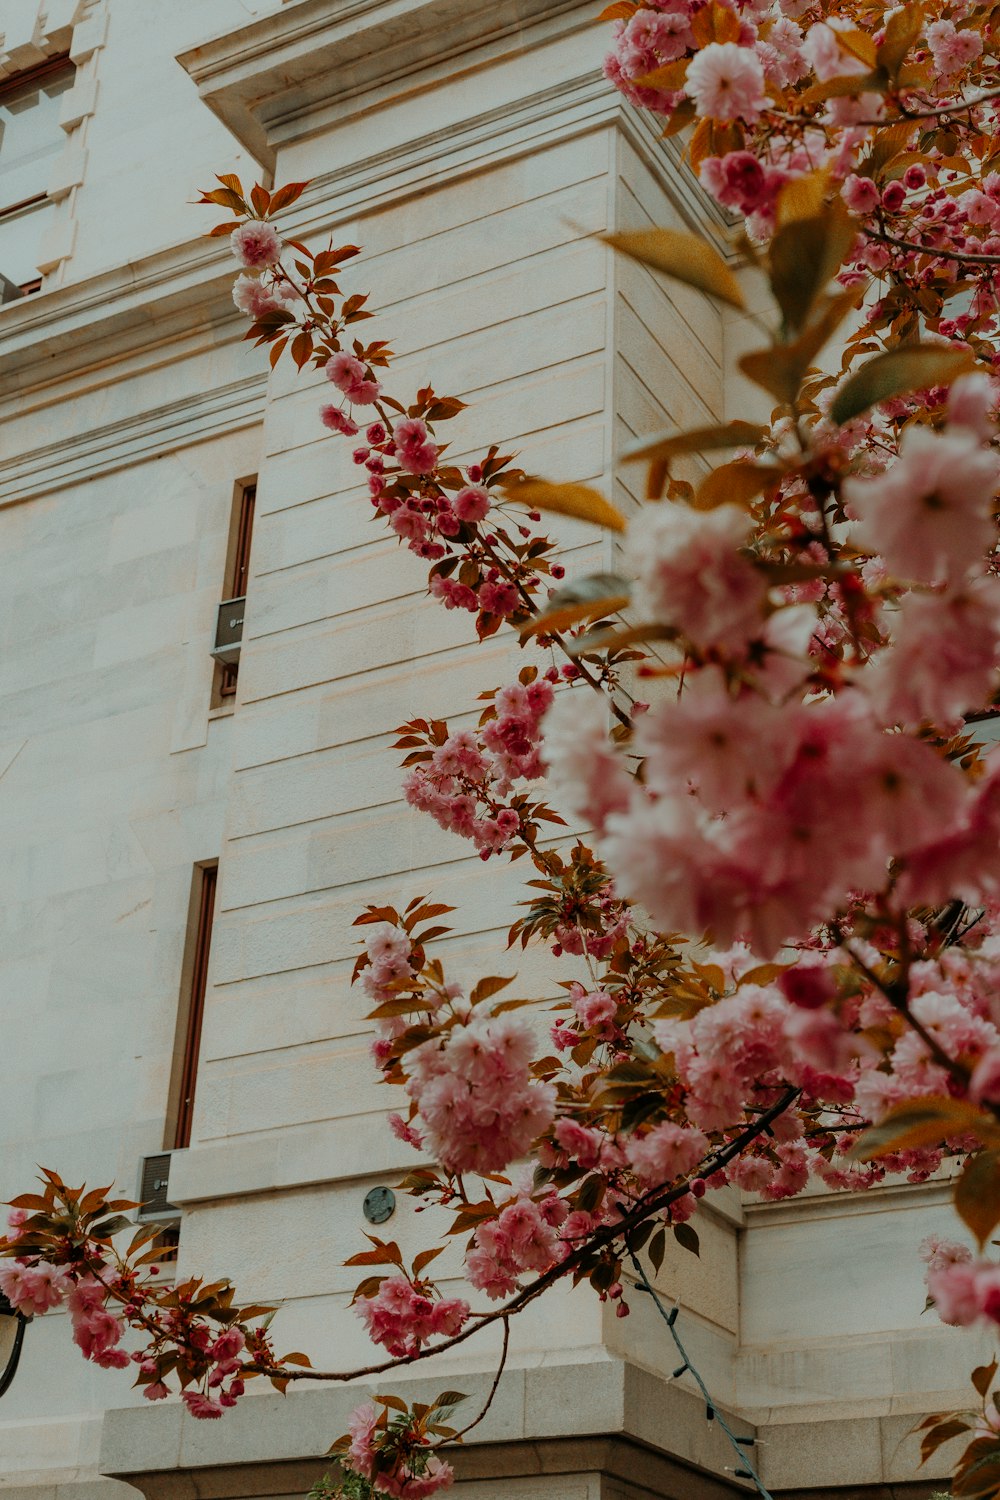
[0,53,75,295]
[217,479,257,701]
[168,863,218,1151]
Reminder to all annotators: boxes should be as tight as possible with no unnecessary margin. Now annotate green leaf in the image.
[431,1390,468,1412]
[799,71,883,107]
[738,284,865,404]
[521,573,631,639]
[269,180,310,214]
[853,1097,997,1161]
[412,1245,445,1276]
[577,1174,607,1214]
[957,1151,1000,1250]
[693,460,780,511]
[469,974,516,1005]
[374,1393,409,1414]
[774,169,830,228]
[503,479,626,532]
[920,1417,971,1464]
[673,1222,700,1257]
[635,58,689,91]
[768,203,857,332]
[88,1214,132,1238]
[569,620,678,656]
[830,345,976,424]
[876,4,923,78]
[602,228,744,310]
[622,420,765,465]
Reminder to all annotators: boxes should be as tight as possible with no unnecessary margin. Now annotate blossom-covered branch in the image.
[11,6,1000,1498]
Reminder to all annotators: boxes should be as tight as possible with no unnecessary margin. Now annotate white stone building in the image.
[0,3,989,1498]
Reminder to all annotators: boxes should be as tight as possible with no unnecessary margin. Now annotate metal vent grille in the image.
[137,1153,177,1222]
[211,596,245,667]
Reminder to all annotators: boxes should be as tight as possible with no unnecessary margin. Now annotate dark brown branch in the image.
[867,88,1000,124]
[245,1085,800,1385]
[445,1316,509,1444]
[864,226,1000,267]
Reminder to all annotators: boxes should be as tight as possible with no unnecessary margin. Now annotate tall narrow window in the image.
[0,57,75,300]
[168,863,218,1151]
[215,479,256,701]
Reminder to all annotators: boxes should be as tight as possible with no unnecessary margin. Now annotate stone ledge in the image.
[0,234,238,401]
[166,1117,417,1206]
[97,1353,964,1495]
[0,1482,137,1500]
[167,1123,743,1232]
[99,1360,754,1492]
[177,0,591,171]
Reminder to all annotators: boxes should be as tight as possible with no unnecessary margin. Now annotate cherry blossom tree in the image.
[10,1,1000,1495]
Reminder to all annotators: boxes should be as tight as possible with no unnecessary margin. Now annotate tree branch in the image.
[864,226,1000,267]
[245,1086,800,1384]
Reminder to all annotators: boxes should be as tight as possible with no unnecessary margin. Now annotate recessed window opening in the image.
[167,862,218,1151]
[213,477,256,703]
[0,56,74,299]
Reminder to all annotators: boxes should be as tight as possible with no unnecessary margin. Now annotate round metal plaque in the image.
[363,1186,396,1225]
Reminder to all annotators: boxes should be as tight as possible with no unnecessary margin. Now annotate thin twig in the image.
[864,226,1000,267]
[245,1086,800,1384]
[445,1317,510,1444]
[858,88,1000,125]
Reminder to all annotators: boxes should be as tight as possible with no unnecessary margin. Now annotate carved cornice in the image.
[0,371,266,509]
[177,0,729,237]
[0,1,730,506]
[0,239,238,398]
[177,0,594,171]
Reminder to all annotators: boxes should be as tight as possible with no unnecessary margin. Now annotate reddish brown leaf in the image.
[269,181,311,214]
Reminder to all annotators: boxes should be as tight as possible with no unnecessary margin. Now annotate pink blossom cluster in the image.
[326,351,382,407]
[347,1402,454,1498]
[625,1121,709,1187]
[602,4,694,113]
[67,1278,130,1370]
[853,954,1000,1126]
[602,2,1000,277]
[544,671,986,958]
[0,1259,71,1316]
[927,18,983,77]
[345,424,517,613]
[406,1011,556,1174]
[402,679,553,858]
[230,220,283,269]
[146,1316,247,1415]
[360,922,418,1004]
[544,389,1000,952]
[225,230,560,637]
[655,981,853,1131]
[355,1275,469,1357]
[923,1244,1000,1330]
[464,1191,569,1299]
[844,406,1000,593]
[624,501,768,655]
[550,902,629,963]
[549,981,632,1054]
[231,272,299,321]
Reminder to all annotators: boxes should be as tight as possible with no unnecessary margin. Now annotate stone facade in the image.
[0,3,985,1497]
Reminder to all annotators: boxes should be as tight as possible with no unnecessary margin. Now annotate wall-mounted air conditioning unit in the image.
[211,596,245,667]
[136,1153,179,1223]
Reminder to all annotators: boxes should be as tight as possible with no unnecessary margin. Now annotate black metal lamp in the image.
[0,1291,27,1398]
